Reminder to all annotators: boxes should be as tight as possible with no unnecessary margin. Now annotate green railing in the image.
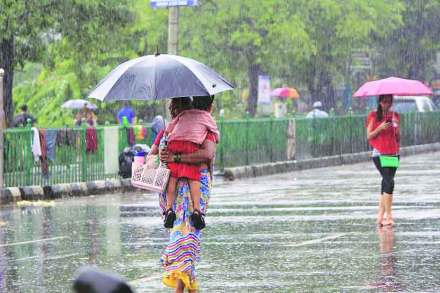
[3,112,440,187]
[216,118,289,169]
[4,127,105,187]
[3,125,152,188]
[399,112,440,146]
[295,115,369,159]
[294,111,440,160]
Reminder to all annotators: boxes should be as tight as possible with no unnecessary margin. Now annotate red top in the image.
[366,111,400,155]
[152,130,218,180]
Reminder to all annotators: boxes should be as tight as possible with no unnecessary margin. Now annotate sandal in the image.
[163,208,176,228]
[191,209,206,230]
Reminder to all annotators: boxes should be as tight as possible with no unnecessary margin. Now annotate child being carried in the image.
[162,103,219,230]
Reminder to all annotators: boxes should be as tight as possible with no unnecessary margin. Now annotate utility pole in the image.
[167,6,179,55]
[165,6,179,117]
[0,68,5,191]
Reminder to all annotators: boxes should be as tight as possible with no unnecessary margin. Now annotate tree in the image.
[179,0,312,117]
[289,0,404,109]
[373,0,440,81]
[0,0,131,126]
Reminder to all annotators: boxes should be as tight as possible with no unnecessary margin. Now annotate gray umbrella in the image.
[88,54,234,101]
[62,99,97,110]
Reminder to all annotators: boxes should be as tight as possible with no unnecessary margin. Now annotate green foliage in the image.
[11,0,168,126]
[374,0,440,81]
[289,0,404,108]
[1,0,134,125]
[8,0,440,126]
[179,0,313,116]
[13,58,82,127]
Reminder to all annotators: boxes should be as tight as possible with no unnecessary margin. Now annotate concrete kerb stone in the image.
[0,187,21,204]
[0,178,136,205]
[20,186,45,201]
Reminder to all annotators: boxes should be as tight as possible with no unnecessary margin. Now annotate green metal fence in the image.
[295,111,440,160]
[216,118,289,169]
[3,125,153,188]
[3,127,105,187]
[3,112,440,187]
[295,115,369,159]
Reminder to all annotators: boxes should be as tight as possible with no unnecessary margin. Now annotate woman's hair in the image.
[169,97,192,118]
[376,94,393,121]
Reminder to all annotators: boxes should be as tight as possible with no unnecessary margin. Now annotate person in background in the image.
[75,105,97,127]
[306,101,329,119]
[13,104,36,127]
[117,101,135,126]
[151,115,166,145]
[74,110,84,127]
[85,108,97,127]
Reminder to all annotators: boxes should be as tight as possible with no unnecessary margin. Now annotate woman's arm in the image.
[160,139,216,164]
[149,144,159,155]
[367,120,390,140]
[148,130,164,156]
[395,127,400,143]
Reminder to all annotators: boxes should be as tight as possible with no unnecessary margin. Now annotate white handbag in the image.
[131,155,170,192]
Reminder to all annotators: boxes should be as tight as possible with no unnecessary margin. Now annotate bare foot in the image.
[376,216,384,226]
[382,218,394,226]
[376,221,384,227]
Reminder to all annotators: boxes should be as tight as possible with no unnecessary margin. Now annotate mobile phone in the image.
[386,119,392,123]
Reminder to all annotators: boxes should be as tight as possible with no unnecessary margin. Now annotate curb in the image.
[223,142,440,181]
[1,178,135,205]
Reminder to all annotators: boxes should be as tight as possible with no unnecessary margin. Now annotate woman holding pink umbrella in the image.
[357,76,432,226]
[366,94,400,226]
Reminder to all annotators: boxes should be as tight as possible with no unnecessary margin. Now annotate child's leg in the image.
[166,177,177,210]
[189,179,201,211]
[189,179,205,230]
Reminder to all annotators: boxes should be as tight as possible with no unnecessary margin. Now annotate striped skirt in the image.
[159,169,211,290]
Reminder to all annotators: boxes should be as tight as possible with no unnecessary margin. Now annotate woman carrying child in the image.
[148,96,218,292]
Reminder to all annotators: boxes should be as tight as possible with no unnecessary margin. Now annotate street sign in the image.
[258,75,271,104]
[150,0,198,8]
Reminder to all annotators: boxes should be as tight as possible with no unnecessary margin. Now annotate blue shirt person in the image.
[117,102,135,125]
[150,115,166,145]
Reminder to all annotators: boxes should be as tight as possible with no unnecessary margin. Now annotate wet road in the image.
[1,152,440,292]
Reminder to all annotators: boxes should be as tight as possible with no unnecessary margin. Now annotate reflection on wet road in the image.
[1,152,440,292]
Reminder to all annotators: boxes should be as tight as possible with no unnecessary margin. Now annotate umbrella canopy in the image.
[270,87,300,99]
[62,99,97,110]
[353,76,432,97]
[88,54,234,102]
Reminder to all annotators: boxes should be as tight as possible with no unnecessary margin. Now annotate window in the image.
[392,100,417,113]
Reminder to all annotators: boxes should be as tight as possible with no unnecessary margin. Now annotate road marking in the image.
[284,233,347,247]
[0,236,68,248]
[129,273,162,285]
[16,253,79,262]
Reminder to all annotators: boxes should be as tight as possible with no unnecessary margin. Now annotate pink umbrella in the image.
[270,87,300,99]
[353,76,432,97]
